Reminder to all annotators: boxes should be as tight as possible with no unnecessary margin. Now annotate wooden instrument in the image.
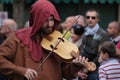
[41,30,79,59]
[41,30,96,71]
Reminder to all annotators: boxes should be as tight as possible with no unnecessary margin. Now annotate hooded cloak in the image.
[15,0,60,62]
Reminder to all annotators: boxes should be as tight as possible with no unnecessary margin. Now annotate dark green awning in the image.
[0,0,36,4]
[84,0,120,4]
[0,0,13,4]
[49,0,80,4]
[50,0,120,4]
[0,0,120,4]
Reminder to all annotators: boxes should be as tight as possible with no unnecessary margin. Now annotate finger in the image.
[24,69,36,80]
[29,72,35,80]
[27,72,32,80]
[25,74,30,80]
[31,69,38,78]
[73,57,79,63]
[85,58,88,64]
[82,57,86,64]
[29,69,38,80]
[76,57,79,61]
[72,59,76,63]
[78,56,82,63]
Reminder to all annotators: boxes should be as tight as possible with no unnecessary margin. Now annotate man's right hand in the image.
[72,56,88,66]
[24,68,38,80]
[77,71,88,80]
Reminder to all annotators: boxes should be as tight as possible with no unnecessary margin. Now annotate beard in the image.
[41,26,54,35]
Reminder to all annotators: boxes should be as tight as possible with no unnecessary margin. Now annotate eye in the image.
[50,18,54,21]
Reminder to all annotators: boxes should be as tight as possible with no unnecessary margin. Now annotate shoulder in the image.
[97,28,107,35]
[1,32,20,46]
[99,59,120,69]
[97,28,109,39]
[6,32,19,42]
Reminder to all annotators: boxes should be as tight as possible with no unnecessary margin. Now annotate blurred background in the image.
[0,0,120,29]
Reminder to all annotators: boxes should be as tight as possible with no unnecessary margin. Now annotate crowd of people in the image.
[0,0,120,80]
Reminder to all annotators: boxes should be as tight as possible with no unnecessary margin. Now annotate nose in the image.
[47,20,53,27]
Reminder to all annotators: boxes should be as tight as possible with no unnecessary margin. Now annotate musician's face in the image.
[42,16,54,35]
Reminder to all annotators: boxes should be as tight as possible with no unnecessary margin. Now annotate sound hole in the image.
[58,37,64,42]
[50,45,57,50]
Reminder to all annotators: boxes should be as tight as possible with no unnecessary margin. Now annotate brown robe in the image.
[0,33,81,80]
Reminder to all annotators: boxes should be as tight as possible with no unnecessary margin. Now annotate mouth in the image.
[47,27,52,31]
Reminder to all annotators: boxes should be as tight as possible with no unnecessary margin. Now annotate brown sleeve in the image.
[62,62,84,80]
[0,33,27,76]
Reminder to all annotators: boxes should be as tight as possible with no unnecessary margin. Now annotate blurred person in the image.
[71,15,87,80]
[98,41,120,80]
[107,21,120,45]
[70,24,87,80]
[64,16,76,30]
[75,15,86,27]
[70,15,87,80]
[63,16,76,40]
[80,9,109,80]
[0,0,88,80]
[0,19,17,80]
[70,24,85,47]
[0,19,17,38]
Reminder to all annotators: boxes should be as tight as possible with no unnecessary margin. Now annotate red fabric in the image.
[15,0,60,62]
[116,41,120,49]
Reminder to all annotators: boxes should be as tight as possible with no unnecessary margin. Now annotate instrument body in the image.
[41,30,79,59]
[41,30,96,71]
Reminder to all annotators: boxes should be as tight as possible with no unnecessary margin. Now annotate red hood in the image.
[30,0,60,37]
[15,0,60,62]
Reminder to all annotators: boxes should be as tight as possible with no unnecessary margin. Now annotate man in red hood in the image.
[0,0,87,80]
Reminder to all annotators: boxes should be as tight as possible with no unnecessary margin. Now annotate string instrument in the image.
[40,30,96,72]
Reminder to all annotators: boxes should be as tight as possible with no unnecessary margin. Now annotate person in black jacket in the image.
[79,9,109,80]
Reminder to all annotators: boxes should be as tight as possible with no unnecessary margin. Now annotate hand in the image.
[77,71,88,80]
[72,56,88,66]
[24,68,38,80]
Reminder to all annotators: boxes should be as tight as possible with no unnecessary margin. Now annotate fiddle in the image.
[40,30,96,71]
[41,30,79,59]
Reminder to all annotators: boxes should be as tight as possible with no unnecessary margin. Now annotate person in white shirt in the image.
[98,41,120,80]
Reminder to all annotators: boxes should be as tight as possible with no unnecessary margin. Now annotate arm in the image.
[0,33,27,76]
[100,30,110,44]
[99,67,106,80]
[62,56,87,80]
